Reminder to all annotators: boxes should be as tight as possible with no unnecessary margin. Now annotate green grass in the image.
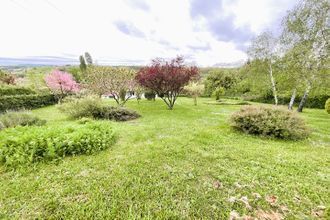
[0,98,329,219]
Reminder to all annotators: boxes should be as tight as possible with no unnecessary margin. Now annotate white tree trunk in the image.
[269,63,278,105]
[288,89,296,110]
[297,83,311,113]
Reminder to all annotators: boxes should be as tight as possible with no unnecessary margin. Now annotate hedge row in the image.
[244,95,329,109]
[0,85,36,96]
[0,94,57,112]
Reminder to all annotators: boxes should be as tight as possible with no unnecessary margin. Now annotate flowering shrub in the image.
[230,105,310,140]
[45,69,79,101]
[0,121,116,168]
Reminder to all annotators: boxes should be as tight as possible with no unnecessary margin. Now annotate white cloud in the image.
[0,0,298,66]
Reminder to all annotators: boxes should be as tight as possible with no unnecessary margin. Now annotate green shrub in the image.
[58,96,103,119]
[230,105,310,140]
[144,91,156,100]
[325,98,330,114]
[0,121,116,167]
[0,85,36,96]
[94,106,141,121]
[58,97,141,121]
[0,111,46,129]
[212,87,225,100]
[0,94,56,112]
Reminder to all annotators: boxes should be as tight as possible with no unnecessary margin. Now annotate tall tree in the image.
[79,55,87,73]
[248,31,279,105]
[84,52,93,65]
[136,56,199,110]
[281,0,330,112]
[85,66,136,106]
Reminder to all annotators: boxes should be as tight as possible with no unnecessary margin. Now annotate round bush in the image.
[230,105,310,140]
[325,98,330,114]
[0,121,116,167]
[144,91,156,100]
[58,97,141,121]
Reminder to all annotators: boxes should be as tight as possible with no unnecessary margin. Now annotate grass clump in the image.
[0,111,46,130]
[230,105,310,140]
[58,96,140,121]
[0,121,116,168]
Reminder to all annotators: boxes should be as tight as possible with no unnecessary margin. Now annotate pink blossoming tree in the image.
[45,69,79,102]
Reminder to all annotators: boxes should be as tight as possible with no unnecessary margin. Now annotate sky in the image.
[0,0,299,66]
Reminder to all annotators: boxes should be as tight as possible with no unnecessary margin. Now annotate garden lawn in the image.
[0,98,329,219]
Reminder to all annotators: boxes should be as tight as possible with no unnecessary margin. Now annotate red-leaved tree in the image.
[45,69,79,102]
[136,56,199,109]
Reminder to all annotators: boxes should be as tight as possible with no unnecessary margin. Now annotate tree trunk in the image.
[268,63,278,105]
[297,84,311,113]
[193,96,197,106]
[288,89,296,110]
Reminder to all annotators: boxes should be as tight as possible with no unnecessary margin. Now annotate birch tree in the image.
[281,0,329,112]
[248,31,279,105]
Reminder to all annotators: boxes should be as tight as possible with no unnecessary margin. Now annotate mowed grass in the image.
[0,98,329,219]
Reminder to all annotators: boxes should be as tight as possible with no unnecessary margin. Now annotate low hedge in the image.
[0,121,116,168]
[244,95,329,109]
[0,85,36,96]
[0,111,46,130]
[0,94,56,112]
[230,105,310,140]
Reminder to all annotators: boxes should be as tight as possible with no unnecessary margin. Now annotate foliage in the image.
[0,85,36,96]
[0,94,56,112]
[58,96,103,119]
[325,98,330,114]
[0,121,116,168]
[184,82,204,105]
[136,56,199,109]
[144,90,156,100]
[212,87,225,101]
[281,0,329,112]
[79,55,87,72]
[133,85,144,103]
[58,96,140,121]
[247,31,279,105]
[204,69,237,96]
[86,66,136,106]
[0,121,4,130]
[65,66,84,82]
[0,69,15,85]
[0,111,46,129]
[230,105,310,140]
[244,94,329,109]
[94,106,141,121]
[45,70,80,101]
